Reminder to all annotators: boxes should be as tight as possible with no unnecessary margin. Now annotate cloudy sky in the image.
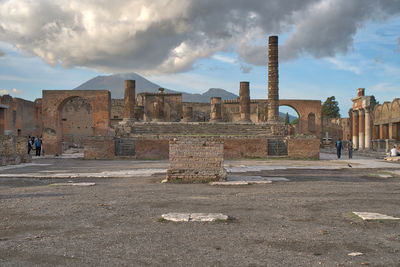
[0,0,400,116]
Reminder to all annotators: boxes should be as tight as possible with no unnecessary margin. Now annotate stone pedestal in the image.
[239,81,251,123]
[210,97,222,123]
[166,137,227,183]
[267,36,279,122]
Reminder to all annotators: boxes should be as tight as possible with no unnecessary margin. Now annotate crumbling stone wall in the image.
[111,99,124,127]
[0,135,31,166]
[0,95,36,136]
[287,137,320,159]
[223,138,269,159]
[166,137,227,182]
[137,92,182,122]
[183,102,210,122]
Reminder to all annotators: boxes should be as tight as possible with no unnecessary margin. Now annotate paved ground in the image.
[0,154,399,266]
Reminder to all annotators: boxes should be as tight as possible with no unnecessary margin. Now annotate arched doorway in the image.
[58,96,94,153]
[279,105,300,136]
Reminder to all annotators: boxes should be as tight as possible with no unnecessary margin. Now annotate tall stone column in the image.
[124,80,136,120]
[210,97,222,123]
[358,109,365,150]
[267,36,279,122]
[352,110,359,149]
[182,106,193,122]
[239,81,251,122]
[364,109,371,149]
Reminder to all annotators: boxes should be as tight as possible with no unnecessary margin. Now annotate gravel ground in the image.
[0,156,399,266]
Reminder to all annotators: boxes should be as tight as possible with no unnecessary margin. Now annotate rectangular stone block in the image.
[166,137,227,183]
[287,137,320,159]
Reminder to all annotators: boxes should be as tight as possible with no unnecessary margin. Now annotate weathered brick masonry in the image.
[83,137,115,160]
[287,137,320,159]
[0,135,31,166]
[166,137,227,182]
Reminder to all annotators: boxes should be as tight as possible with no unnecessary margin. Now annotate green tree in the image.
[322,96,340,119]
[284,112,289,124]
[291,118,299,125]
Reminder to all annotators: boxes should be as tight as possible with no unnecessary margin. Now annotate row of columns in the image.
[352,109,371,150]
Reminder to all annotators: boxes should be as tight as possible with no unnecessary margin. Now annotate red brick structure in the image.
[42,90,111,155]
[287,137,320,159]
[84,137,115,160]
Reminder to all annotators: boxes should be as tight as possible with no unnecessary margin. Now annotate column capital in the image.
[352,109,358,115]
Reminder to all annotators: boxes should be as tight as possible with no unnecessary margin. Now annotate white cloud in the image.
[11,88,22,94]
[325,58,362,75]
[0,89,9,95]
[0,0,399,74]
[212,55,236,64]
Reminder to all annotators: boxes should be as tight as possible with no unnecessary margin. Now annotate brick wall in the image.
[84,137,115,160]
[287,137,320,159]
[166,137,227,182]
[223,138,269,159]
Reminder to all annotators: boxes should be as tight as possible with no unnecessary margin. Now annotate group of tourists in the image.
[27,136,42,156]
[335,138,400,159]
[335,138,353,159]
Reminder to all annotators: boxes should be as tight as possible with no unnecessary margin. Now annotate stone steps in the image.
[129,122,275,136]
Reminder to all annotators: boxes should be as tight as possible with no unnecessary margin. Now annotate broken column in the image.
[182,106,193,122]
[359,109,365,150]
[352,110,359,149]
[210,97,222,123]
[123,80,136,120]
[267,36,279,122]
[239,81,251,123]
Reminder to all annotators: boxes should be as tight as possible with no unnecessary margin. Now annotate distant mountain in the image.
[74,73,238,102]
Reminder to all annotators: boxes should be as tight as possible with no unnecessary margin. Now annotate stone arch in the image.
[279,100,322,137]
[42,90,111,155]
[279,104,301,135]
[58,96,94,151]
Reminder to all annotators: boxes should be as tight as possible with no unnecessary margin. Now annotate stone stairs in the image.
[115,138,135,156]
[128,122,275,136]
[268,138,288,156]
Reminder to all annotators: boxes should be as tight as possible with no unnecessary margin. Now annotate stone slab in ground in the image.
[161,213,228,222]
[49,182,96,187]
[352,212,400,220]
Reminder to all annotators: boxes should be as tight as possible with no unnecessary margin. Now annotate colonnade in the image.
[352,108,371,150]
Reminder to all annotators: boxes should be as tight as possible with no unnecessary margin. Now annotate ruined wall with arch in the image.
[41,90,111,155]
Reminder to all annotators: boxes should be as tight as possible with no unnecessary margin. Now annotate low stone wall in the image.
[135,139,169,160]
[166,137,227,183]
[224,138,269,159]
[287,137,320,159]
[0,135,31,166]
[84,137,115,160]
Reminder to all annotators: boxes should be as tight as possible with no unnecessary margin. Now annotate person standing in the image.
[348,140,353,159]
[27,136,32,154]
[335,138,342,159]
[35,136,42,156]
